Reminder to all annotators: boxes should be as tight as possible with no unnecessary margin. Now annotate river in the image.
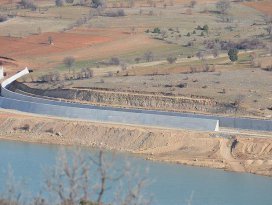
[0,140,272,205]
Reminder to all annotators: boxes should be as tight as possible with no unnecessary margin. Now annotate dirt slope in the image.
[0,110,271,176]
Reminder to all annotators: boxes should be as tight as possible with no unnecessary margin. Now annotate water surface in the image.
[0,140,272,205]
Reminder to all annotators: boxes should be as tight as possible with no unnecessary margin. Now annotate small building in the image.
[0,66,3,80]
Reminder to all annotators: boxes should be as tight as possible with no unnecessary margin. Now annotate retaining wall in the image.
[0,69,220,132]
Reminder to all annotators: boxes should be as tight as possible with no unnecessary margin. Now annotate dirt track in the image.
[0,109,271,177]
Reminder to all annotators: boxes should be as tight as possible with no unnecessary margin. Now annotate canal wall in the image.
[0,68,220,132]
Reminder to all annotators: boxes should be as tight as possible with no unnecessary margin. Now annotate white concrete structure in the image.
[1,68,271,131]
[0,68,220,132]
[0,66,4,80]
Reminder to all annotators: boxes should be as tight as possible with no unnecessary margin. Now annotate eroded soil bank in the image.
[0,111,271,177]
[10,81,237,115]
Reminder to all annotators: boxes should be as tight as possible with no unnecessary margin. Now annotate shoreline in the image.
[0,110,271,177]
[0,135,271,178]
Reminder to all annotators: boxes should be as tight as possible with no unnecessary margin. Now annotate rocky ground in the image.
[0,110,271,177]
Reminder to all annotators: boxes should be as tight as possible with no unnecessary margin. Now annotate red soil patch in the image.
[0,32,111,58]
[244,1,272,15]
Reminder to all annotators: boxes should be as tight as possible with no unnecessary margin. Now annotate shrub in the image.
[228,48,238,62]
[91,0,104,8]
[152,27,160,34]
[263,65,272,72]
[203,24,209,33]
[107,71,113,77]
[21,124,30,131]
[109,57,120,65]
[176,83,187,88]
[196,25,202,30]
[105,9,125,17]
[19,0,37,10]
[0,15,7,22]
[63,56,75,73]
[55,0,64,6]
[135,57,141,63]
[167,56,177,64]
[143,51,154,62]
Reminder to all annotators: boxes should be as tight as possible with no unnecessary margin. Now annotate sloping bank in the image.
[0,111,271,177]
[11,81,234,114]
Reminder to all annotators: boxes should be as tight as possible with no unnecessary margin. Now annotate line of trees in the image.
[1,149,151,205]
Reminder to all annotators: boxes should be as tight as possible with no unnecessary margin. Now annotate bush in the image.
[166,56,177,64]
[203,24,209,32]
[105,9,125,17]
[91,0,104,8]
[0,15,7,22]
[21,124,30,131]
[196,25,202,30]
[152,27,160,34]
[176,83,187,88]
[19,0,37,10]
[109,57,120,65]
[55,0,64,6]
[228,48,238,62]
[263,65,272,72]
[63,56,75,70]
[143,51,154,62]
[135,57,141,63]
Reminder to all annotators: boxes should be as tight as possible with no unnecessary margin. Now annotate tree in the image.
[19,0,37,10]
[143,51,154,62]
[196,51,204,59]
[266,25,272,36]
[212,48,219,58]
[91,0,104,8]
[189,0,196,8]
[203,24,209,33]
[135,57,141,63]
[48,36,53,45]
[216,0,230,14]
[152,27,160,34]
[63,56,75,73]
[263,14,272,25]
[55,0,64,7]
[228,48,238,62]
[109,57,120,65]
[167,56,177,64]
[22,149,150,205]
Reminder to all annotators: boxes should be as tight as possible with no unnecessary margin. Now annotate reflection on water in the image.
[0,140,272,205]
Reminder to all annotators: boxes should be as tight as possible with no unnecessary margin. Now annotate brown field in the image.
[0,26,165,72]
[0,31,111,57]
[244,1,272,15]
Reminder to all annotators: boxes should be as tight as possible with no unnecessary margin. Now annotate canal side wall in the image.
[0,66,3,80]
[1,68,272,131]
[0,68,220,132]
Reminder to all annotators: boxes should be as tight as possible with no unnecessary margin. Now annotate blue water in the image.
[0,140,272,205]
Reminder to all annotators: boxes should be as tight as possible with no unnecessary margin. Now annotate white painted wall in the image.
[1,67,29,87]
[0,66,3,80]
